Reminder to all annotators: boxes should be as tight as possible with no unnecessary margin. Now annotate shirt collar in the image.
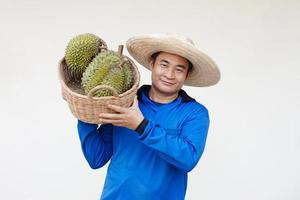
[137,84,195,102]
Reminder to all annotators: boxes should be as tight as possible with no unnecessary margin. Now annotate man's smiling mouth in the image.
[161,80,175,85]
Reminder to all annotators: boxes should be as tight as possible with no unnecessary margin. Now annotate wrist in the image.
[135,118,148,135]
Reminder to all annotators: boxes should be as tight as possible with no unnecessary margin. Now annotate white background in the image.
[0,0,299,199]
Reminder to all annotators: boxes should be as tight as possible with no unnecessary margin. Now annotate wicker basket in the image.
[58,51,140,124]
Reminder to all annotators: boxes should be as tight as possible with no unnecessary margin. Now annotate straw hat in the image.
[126,33,221,87]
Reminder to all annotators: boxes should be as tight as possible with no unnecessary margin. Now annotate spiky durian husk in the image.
[65,33,101,78]
[94,66,125,97]
[81,51,121,94]
[121,62,134,93]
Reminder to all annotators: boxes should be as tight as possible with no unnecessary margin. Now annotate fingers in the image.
[131,96,138,107]
[99,113,127,120]
[107,104,127,113]
[99,118,127,126]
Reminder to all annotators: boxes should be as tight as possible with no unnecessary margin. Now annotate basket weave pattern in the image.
[58,56,140,124]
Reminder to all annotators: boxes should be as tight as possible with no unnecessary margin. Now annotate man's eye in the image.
[176,69,183,72]
[160,64,167,67]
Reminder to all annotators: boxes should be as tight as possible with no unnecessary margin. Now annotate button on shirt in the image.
[77,84,210,200]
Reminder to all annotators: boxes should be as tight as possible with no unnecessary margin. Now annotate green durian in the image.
[121,61,134,93]
[94,66,125,97]
[65,33,102,78]
[81,51,121,94]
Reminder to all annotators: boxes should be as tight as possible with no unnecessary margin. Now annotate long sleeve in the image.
[138,107,209,172]
[77,120,113,169]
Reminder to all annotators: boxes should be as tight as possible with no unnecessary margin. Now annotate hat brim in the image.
[126,34,220,87]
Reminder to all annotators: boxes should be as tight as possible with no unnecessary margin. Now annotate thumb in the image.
[131,95,139,108]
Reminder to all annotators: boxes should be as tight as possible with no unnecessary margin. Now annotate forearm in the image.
[77,120,113,169]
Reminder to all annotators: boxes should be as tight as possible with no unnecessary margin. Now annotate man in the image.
[77,34,220,200]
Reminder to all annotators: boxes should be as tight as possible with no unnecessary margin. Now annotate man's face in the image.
[150,52,189,96]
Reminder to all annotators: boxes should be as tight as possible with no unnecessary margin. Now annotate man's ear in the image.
[185,70,189,79]
[149,60,154,70]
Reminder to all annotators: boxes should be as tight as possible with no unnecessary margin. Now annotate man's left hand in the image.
[98,96,144,130]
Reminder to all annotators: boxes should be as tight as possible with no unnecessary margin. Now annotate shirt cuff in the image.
[135,118,149,135]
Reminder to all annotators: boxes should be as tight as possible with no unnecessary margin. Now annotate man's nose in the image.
[165,69,175,79]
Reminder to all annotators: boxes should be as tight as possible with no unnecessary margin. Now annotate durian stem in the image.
[118,45,124,57]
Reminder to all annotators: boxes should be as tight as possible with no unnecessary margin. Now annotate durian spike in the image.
[118,59,128,68]
[118,45,124,57]
[99,46,107,52]
[111,58,128,70]
[99,37,108,51]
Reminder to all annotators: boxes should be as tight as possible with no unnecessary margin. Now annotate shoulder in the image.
[137,84,150,101]
[180,89,209,114]
[183,100,209,118]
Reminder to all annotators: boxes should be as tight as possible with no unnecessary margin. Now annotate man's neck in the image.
[149,86,179,104]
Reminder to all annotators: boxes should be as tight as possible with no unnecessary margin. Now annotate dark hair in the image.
[150,52,193,73]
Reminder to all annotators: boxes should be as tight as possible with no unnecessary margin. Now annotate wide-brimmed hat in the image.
[126,33,221,87]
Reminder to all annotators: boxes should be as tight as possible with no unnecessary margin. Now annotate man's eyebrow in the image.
[160,59,170,64]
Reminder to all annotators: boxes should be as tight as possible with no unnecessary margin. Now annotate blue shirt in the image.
[77,85,210,200]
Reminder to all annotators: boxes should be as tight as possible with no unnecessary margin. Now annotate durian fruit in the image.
[121,61,134,93]
[65,33,103,79]
[81,50,121,94]
[94,66,125,97]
